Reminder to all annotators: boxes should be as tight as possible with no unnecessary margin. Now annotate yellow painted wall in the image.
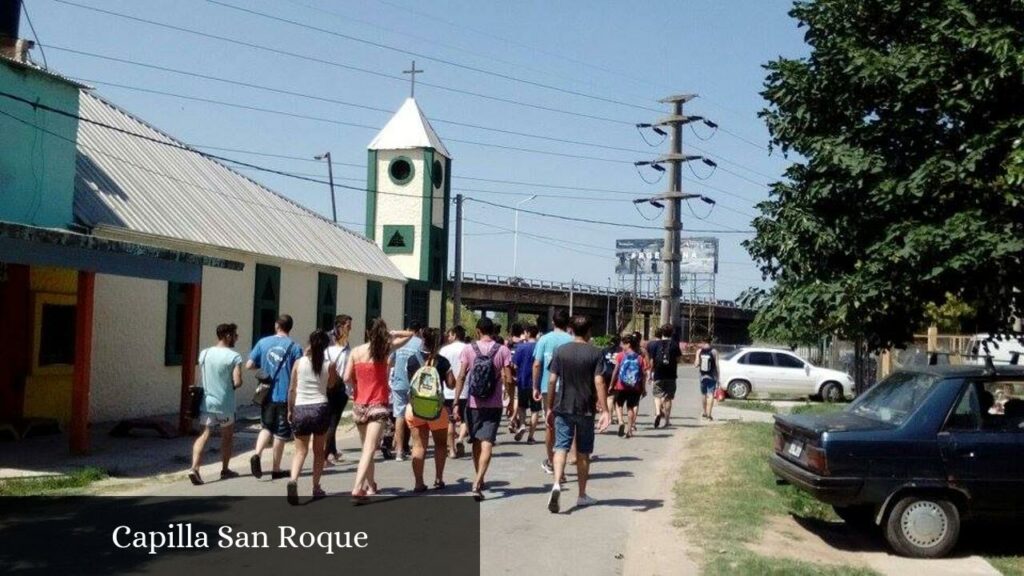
[22,267,77,424]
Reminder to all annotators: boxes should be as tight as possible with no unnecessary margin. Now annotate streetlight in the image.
[314,152,337,224]
[512,194,537,278]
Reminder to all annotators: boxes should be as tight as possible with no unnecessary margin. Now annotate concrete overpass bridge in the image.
[449,273,755,344]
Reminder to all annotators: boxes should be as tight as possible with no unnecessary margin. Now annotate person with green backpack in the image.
[404,328,456,492]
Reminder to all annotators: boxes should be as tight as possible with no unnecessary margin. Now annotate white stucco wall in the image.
[374,149,426,281]
[90,273,179,422]
[89,248,406,423]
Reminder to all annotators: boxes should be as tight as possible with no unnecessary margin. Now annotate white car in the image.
[717,347,853,402]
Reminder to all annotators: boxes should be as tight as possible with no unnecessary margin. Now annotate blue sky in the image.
[28,0,808,300]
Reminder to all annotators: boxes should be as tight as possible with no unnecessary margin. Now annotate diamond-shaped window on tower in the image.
[382,225,415,255]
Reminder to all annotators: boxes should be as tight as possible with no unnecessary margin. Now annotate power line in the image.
[49,46,659,156]
[371,0,671,99]
[281,0,657,106]
[464,197,752,234]
[72,77,635,165]
[50,0,638,126]
[0,90,752,235]
[208,0,663,114]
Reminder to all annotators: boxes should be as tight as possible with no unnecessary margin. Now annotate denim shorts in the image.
[260,401,293,440]
[554,412,595,455]
[391,389,410,418]
[700,376,718,396]
[291,402,331,437]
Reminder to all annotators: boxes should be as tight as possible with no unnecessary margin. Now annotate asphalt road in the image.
[140,367,707,575]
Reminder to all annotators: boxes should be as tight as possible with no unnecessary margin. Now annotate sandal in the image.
[413,484,428,493]
[433,479,446,490]
[367,481,378,496]
[471,485,485,502]
[312,486,326,500]
[188,469,203,486]
[350,489,368,504]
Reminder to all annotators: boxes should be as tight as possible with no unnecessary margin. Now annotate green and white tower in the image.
[366,97,451,329]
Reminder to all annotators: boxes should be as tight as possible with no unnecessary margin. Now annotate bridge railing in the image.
[450,272,743,308]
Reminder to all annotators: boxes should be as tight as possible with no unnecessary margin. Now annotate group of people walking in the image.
[188,309,720,512]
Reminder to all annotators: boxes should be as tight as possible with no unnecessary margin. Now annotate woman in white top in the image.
[286,329,338,504]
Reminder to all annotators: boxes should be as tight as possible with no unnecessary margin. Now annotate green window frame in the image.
[365,279,383,327]
[404,281,430,329]
[316,272,338,332]
[252,264,281,346]
[429,225,444,290]
[165,281,188,366]
[388,156,415,185]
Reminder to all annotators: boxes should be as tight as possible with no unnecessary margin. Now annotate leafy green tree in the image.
[746,0,1024,350]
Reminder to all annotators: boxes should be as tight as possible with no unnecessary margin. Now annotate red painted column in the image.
[178,282,201,435]
[70,271,95,455]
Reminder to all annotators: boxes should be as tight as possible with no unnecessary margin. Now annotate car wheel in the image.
[833,504,876,529]
[727,380,750,400]
[820,381,843,403]
[884,495,960,558]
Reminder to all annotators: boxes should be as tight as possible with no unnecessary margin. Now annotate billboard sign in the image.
[615,238,662,276]
[680,237,718,274]
[615,237,718,275]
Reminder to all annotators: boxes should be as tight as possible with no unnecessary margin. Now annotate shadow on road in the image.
[563,498,664,514]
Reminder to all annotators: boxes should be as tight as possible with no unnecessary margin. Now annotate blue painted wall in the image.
[0,61,80,229]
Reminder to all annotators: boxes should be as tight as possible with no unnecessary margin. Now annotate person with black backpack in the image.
[454,317,512,501]
[646,324,682,428]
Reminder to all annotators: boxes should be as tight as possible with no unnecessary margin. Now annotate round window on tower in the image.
[431,159,444,188]
[388,156,414,185]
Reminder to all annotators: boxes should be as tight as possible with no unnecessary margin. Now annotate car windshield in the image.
[848,371,943,426]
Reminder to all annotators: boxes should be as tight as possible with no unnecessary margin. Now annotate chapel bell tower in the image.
[365,96,451,329]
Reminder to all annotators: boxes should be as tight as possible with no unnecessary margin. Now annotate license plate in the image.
[786,442,803,458]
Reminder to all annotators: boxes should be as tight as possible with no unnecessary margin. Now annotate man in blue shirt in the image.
[511,324,539,443]
[532,309,573,474]
[388,321,423,461]
[246,314,302,480]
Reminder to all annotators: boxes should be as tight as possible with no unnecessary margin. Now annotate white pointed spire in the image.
[367,98,450,158]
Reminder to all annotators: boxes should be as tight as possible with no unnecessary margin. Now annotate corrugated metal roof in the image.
[0,54,91,89]
[73,91,405,282]
[368,97,450,158]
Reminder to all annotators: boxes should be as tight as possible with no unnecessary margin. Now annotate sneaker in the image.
[381,446,394,460]
[541,460,554,474]
[654,413,664,429]
[188,469,203,486]
[617,424,625,438]
[286,481,299,506]
[455,443,466,459]
[527,437,536,445]
[576,494,598,508]
[312,486,327,500]
[395,452,406,462]
[548,485,561,513]
[220,469,239,480]
[514,427,526,442]
[271,470,289,480]
[249,455,263,479]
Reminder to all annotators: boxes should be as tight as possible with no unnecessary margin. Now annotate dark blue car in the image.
[771,364,1024,558]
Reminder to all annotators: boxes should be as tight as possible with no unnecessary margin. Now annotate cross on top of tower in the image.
[402,60,423,98]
